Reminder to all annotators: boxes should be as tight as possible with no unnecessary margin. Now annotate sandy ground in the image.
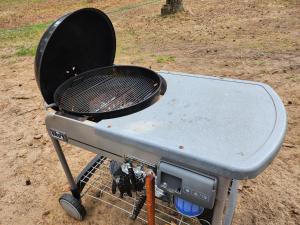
[0,0,299,225]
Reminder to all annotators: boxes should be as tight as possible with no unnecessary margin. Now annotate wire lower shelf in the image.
[78,157,201,225]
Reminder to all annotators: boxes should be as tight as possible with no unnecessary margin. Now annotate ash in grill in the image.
[55,66,159,115]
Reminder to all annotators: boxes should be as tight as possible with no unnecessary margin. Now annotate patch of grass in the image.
[156,55,176,63]
[0,22,50,59]
[0,22,50,47]
[107,0,161,15]
[16,45,37,57]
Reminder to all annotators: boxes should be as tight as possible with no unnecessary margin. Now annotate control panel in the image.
[157,161,217,209]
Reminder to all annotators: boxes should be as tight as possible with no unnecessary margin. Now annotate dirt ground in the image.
[0,0,299,225]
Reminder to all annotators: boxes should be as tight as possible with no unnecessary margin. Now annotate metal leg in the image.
[51,137,80,199]
[224,180,238,225]
[212,177,231,225]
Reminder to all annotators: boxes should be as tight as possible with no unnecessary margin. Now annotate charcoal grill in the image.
[35,8,287,225]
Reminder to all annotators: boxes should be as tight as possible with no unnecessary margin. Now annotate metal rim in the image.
[53,65,164,121]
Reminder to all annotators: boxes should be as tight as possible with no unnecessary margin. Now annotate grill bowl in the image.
[54,65,164,121]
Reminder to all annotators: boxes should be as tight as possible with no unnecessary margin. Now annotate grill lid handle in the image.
[159,75,167,95]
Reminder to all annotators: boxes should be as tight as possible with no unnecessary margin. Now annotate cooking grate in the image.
[79,157,201,225]
[55,66,159,114]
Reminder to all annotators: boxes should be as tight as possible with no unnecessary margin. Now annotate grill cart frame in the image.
[45,71,287,225]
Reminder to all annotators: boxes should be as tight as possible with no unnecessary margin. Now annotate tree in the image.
[161,0,184,15]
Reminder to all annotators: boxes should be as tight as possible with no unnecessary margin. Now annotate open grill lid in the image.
[35,8,116,105]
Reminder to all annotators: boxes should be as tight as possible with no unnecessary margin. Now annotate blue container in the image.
[174,196,204,217]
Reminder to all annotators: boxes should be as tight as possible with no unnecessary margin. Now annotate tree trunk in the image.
[161,0,184,15]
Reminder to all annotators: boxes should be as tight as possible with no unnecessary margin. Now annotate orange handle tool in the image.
[145,170,155,225]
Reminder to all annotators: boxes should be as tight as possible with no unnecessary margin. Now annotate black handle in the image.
[128,167,137,192]
[159,75,167,95]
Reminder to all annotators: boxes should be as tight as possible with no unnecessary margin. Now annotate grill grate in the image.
[55,67,159,114]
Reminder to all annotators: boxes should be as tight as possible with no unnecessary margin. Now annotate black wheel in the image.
[59,193,86,220]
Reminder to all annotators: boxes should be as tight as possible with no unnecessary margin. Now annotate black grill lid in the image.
[35,8,116,105]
